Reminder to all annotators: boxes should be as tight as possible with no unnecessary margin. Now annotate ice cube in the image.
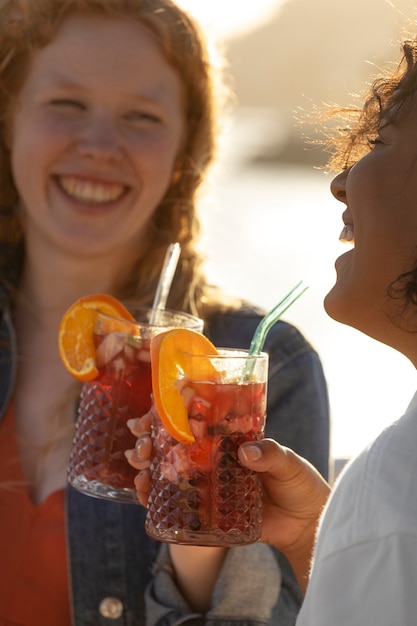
[189,417,208,439]
[189,395,211,419]
[137,349,151,363]
[96,333,125,367]
[180,385,196,411]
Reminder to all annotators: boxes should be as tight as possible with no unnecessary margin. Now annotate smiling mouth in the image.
[58,176,127,205]
[339,223,355,245]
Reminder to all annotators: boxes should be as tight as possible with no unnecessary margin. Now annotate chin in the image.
[324,281,356,327]
[55,226,123,257]
[324,251,357,323]
[325,285,379,345]
[323,289,343,323]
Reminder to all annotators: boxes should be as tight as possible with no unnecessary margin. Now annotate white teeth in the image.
[339,224,355,244]
[59,176,125,204]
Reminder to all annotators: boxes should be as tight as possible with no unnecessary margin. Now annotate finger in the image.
[239,438,331,516]
[136,434,152,461]
[239,438,328,490]
[127,412,152,437]
[134,469,150,507]
[125,449,149,470]
[125,435,152,469]
[238,438,291,474]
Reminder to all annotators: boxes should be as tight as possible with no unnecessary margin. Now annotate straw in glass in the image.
[149,242,181,324]
[242,281,308,380]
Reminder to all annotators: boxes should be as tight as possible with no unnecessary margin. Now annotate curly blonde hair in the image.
[0,0,231,315]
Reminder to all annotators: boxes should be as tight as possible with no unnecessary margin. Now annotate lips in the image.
[58,175,127,204]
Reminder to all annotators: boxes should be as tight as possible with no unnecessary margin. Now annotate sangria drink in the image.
[146,345,268,546]
[67,307,203,503]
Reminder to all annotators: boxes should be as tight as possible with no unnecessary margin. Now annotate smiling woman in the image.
[0,1,330,625]
[232,25,417,626]
[11,14,185,259]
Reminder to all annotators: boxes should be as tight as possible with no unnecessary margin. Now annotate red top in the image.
[0,404,71,625]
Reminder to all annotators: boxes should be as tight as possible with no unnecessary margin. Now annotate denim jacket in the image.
[0,291,329,626]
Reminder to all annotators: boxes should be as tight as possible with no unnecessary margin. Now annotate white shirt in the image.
[297,391,417,626]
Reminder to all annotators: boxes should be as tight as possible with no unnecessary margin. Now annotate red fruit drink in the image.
[68,331,152,498]
[145,350,268,545]
[67,308,203,503]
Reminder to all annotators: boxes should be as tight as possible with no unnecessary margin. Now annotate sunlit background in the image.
[175,0,417,465]
[176,0,285,36]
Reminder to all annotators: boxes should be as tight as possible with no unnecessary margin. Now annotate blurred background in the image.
[176,0,417,465]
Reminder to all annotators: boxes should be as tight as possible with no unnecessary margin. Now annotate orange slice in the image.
[150,328,219,443]
[58,293,135,382]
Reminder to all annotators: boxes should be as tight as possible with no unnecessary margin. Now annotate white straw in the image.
[149,242,181,324]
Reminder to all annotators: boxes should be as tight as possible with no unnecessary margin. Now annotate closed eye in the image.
[124,110,162,124]
[49,99,86,111]
[366,136,384,148]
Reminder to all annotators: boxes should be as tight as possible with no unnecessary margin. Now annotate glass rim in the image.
[185,348,268,359]
[95,305,203,329]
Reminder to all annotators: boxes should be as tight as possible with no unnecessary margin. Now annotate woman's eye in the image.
[49,99,85,110]
[366,136,384,148]
[125,111,161,124]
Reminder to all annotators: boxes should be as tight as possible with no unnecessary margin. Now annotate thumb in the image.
[238,438,290,473]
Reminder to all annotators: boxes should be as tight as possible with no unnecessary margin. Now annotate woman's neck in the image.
[18,240,138,323]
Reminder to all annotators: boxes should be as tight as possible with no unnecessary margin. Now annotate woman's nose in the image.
[330,169,349,202]
[77,117,122,162]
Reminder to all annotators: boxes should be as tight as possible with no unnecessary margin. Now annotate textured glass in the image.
[68,380,139,502]
[145,355,267,547]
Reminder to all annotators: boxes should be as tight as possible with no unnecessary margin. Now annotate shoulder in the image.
[316,393,417,558]
[300,401,417,625]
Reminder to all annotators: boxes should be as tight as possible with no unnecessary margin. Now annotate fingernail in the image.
[135,438,146,457]
[125,449,134,461]
[240,444,262,463]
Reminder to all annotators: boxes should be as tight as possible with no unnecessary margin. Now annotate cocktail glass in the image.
[145,349,268,546]
[67,307,203,503]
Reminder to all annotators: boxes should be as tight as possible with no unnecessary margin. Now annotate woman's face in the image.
[8,13,185,260]
[325,97,417,353]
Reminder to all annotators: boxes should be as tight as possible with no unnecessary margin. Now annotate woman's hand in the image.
[125,409,153,506]
[125,415,330,595]
[125,407,227,612]
[238,438,331,593]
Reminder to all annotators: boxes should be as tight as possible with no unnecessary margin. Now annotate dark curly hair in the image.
[325,39,417,171]
[323,36,417,320]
